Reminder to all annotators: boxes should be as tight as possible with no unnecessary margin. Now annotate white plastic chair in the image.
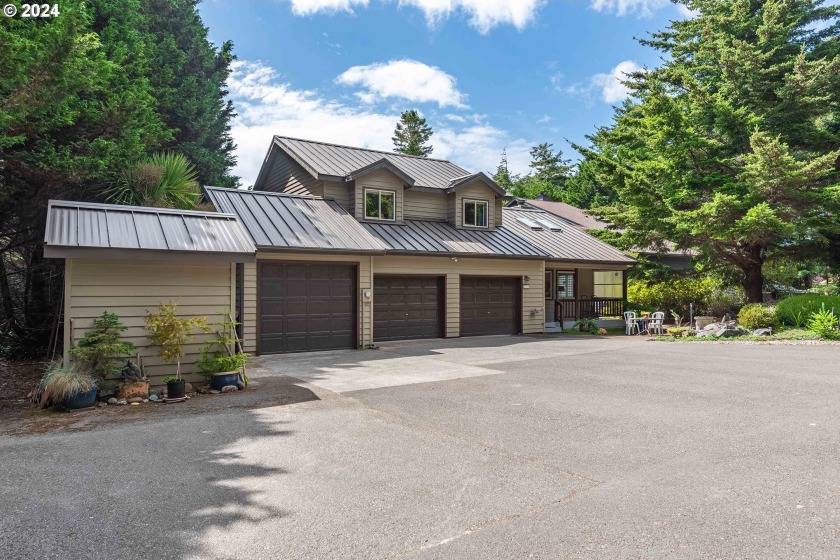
[623,311,639,335]
[649,311,665,335]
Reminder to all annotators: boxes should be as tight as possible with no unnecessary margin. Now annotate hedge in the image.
[776,295,840,327]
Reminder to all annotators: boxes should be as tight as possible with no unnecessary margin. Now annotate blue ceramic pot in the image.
[211,372,239,390]
[64,386,98,409]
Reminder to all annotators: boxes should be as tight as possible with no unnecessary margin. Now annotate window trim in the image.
[555,270,576,300]
[593,270,624,299]
[462,198,489,228]
[363,188,397,222]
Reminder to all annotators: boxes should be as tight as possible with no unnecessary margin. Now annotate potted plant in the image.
[37,363,98,409]
[196,314,249,390]
[573,317,599,333]
[70,311,135,398]
[144,302,207,399]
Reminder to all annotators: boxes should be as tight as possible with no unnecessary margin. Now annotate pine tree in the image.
[509,143,571,201]
[492,149,515,191]
[392,110,434,157]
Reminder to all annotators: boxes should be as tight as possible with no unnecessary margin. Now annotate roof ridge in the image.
[206,186,325,201]
[273,135,460,165]
[48,199,237,219]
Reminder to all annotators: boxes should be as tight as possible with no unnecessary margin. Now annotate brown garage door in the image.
[373,276,443,342]
[259,263,356,354]
[460,276,520,336]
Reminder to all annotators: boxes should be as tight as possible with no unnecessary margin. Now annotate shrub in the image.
[144,302,207,380]
[703,287,746,318]
[776,295,840,327]
[38,363,96,407]
[806,304,840,340]
[737,304,777,330]
[667,327,690,337]
[627,277,715,319]
[70,312,135,381]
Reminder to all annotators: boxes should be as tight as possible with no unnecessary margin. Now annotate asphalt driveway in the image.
[2,335,839,559]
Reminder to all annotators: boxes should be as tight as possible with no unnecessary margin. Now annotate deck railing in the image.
[554,298,625,321]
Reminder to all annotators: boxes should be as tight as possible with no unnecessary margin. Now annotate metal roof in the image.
[44,200,256,261]
[271,136,475,190]
[363,220,549,258]
[503,207,636,264]
[522,199,610,230]
[205,187,390,252]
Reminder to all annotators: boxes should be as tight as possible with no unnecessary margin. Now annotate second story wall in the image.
[404,190,447,220]
[449,180,499,229]
[323,181,352,211]
[256,149,322,196]
[354,169,404,222]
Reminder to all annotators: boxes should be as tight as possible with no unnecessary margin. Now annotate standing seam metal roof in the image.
[274,136,473,190]
[44,200,256,254]
[503,207,636,264]
[204,187,390,252]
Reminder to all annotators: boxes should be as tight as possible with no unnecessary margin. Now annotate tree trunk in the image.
[741,264,764,303]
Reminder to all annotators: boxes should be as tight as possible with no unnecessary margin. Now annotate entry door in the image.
[259,263,356,354]
[373,276,443,341]
[460,276,520,336]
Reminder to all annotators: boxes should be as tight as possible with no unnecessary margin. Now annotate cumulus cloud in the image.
[284,0,544,32]
[226,60,532,185]
[561,60,642,105]
[336,59,468,108]
[590,0,669,17]
[288,0,368,15]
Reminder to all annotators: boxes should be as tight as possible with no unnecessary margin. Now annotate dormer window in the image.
[463,199,488,228]
[364,188,395,221]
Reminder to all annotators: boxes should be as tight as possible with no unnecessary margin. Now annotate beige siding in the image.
[354,169,404,222]
[257,150,322,195]
[543,263,629,318]
[323,181,352,211]
[373,256,545,336]
[65,259,236,386]
[495,199,503,227]
[448,180,499,229]
[404,190,447,220]
[250,253,374,351]
[242,262,257,353]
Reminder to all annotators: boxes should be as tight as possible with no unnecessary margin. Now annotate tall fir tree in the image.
[576,0,840,302]
[492,149,516,191]
[392,110,434,157]
[509,143,571,201]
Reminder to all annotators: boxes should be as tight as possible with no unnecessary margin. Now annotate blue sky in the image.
[198,0,694,186]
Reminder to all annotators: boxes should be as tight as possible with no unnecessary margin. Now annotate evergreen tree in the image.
[576,0,840,302]
[392,110,434,157]
[491,149,516,191]
[509,143,571,201]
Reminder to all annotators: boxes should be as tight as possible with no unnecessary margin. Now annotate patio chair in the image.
[649,311,665,335]
[623,311,639,335]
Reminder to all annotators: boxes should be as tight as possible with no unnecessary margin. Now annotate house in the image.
[509,197,695,270]
[44,136,635,384]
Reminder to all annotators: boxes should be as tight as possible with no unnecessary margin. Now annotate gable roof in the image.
[446,172,506,196]
[43,200,256,262]
[256,136,490,191]
[204,187,390,253]
[503,207,636,265]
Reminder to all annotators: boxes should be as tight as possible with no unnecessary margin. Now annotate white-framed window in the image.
[556,271,575,299]
[463,199,488,228]
[364,188,396,221]
[593,270,623,298]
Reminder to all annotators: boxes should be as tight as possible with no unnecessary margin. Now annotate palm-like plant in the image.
[107,152,202,210]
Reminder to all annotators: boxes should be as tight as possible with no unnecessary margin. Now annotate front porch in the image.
[542,267,627,333]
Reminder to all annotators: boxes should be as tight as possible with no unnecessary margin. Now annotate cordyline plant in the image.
[143,303,207,380]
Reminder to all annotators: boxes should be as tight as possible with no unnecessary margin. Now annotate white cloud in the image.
[537,115,551,123]
[283,0,544,32]
[227,60,532,185]
[288,0,368,15]
[590,0,668,17]
[561,60,642,105]
[336,59,468,108]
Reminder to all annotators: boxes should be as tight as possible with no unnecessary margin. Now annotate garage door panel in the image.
[258,263,356,354]
[460,277,519,336]
[374,276,443,342]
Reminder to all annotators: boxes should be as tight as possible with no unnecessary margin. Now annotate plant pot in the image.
[63,386,98,409]
[167,380,186,399]
[211,371,240,391]
[579,326,591,332]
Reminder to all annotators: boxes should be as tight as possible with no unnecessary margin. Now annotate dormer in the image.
[347,159,413,222]
[445,173,506,230]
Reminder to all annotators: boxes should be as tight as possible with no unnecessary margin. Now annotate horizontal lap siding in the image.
[260,151,322,195]
[451,181,498,229]
[243,263,257,353]
[323,181,352,211]
[373,256,544,336]
[355,170,404,222]
[67,259,235,386]
[404,191,447,220]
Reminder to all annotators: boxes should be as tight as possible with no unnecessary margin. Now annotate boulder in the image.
[107,397,118,405]
[127,396,143,404]
[221,385,238,393]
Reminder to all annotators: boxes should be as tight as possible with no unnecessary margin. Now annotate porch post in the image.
[574,268,580,320]
[622,269,628,314]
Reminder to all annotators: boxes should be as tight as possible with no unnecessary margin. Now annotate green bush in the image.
[806,304,840,340]
[737,304,777,330]
[776,295,840,327]
[627,277,715,318]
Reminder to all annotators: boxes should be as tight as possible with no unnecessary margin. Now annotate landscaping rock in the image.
[210,390,221,394]
[753,328,773,336]
[116,399,127,406]
[221,385,238,393]
[107,397,118,405]
[127,397,143,404]
[148,394,159,402]
[97,401,108,408]
[185,382,194,393]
